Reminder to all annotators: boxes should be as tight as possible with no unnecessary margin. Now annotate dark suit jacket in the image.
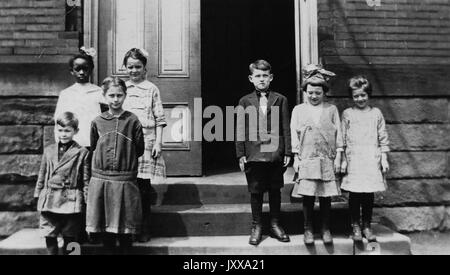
[34,142,90,214]
[235,90,292,163]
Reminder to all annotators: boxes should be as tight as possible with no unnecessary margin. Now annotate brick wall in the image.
[318,0,450,232]
[0,0,79,57]
[0,0,450,236]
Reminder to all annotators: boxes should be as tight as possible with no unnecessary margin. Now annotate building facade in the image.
[0,0,449,236]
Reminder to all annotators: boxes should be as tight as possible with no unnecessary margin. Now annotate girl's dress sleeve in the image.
[151,86,167,128]
[341,109,349,150]
[90,121,99,154]
[135,120,145,158]
[377,109,390,153]
[332,105,344,150]
[290,106,300,154]
[82,149,91,200]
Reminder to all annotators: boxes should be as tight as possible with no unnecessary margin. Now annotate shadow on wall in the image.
[320,0,423,176]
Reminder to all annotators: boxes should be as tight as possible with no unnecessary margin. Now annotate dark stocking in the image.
[102,233,117,255]
[269,189,281,221]
[118,234,133,255]
[349,192,362,225]
[137,178,152,241]
[302,196,315,230]
[45,237,59,255]
[250,193,264,225]
[63,237,76,255]
[361,193,375,228]
[319,197,331,231]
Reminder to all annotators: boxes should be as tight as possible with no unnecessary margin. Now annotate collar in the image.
[126,80,153,90]
[72,83,102,93]
[100,110,130,120]
[58,141,74,151]
[255,89,271,97]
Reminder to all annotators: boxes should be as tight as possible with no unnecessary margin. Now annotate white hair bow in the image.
[80,46,97,58]
[139,48,149,58]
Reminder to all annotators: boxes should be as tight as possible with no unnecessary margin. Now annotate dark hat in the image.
[301,64,336,90]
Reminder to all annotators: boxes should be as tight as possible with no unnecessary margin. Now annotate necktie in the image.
[260,93,268,115]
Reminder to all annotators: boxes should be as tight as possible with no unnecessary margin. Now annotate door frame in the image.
[85,0,319,97]
[295,0,319,104]
[83,0,99,85]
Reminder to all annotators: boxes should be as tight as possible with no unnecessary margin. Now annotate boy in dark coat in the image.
[236,60,292,246]
[34,112,90,255]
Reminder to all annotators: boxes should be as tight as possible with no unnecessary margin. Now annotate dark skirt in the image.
[86,176,142,235]
[244,162,286,193]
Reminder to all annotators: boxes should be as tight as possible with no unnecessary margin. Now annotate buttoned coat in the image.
[34,142,90,214]
[235,90,292,163]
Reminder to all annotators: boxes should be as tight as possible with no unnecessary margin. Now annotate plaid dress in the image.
[123,80,167,182]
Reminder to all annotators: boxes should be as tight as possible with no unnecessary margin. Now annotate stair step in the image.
[149,203,350,237]
[152,168,348,205]
[0,224,411,255]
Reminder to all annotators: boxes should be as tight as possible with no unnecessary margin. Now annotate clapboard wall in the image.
[318,0,450,231]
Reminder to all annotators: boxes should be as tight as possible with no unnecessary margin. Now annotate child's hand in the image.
[239,156,247,172]
[293,154,300,172]
[334,158,341,174]
[334,152,342,174]
[284,156,291,167]
[152,143,162,159]
[341,159,348,174]
[381,157,389,174]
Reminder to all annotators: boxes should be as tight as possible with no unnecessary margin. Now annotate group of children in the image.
[238,61,390,246]
[34,48,389,254]
[34,47,166,254]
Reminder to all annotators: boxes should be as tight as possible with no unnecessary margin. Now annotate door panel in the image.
[98,0,202,176]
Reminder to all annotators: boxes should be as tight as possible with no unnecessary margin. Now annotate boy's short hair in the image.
[56,112,79,130]
[101,76,127,95]
[249,60,272,74]
[348,75,372,97]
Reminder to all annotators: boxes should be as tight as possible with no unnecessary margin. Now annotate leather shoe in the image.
[249,223,262,246]
[270,222,290,243]
[351,224,363,242]
[137,233,151,243]
[362,227,377,242]
[322,230,333,245]
[303,228,315,245]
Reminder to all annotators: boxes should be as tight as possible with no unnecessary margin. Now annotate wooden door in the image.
[97,0,202,176]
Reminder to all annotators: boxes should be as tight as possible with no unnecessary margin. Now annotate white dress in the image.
[54,83,103,147]
[340,107,390,193]
[290,103,343,197]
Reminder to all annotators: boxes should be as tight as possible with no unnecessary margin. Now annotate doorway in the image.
[201,0,297,174]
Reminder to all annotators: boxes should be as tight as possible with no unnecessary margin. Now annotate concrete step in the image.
[0,224,411,255]
[149,203,351,237]
[152,168,347,205]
